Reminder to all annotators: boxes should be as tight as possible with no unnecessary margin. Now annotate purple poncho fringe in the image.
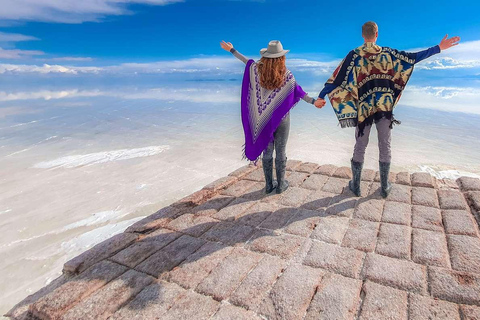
[241,59,306,162]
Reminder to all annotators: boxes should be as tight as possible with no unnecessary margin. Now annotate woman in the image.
[220,40,325,194]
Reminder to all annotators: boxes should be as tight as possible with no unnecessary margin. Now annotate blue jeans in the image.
[262,114,290,161]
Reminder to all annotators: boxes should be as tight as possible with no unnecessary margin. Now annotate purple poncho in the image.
[241,59,306,161]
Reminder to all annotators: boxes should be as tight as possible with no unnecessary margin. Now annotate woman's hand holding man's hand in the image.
[315,98,326,109]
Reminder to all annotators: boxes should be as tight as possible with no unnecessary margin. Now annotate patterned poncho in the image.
[327,42,417,135]
[241,59,306,161]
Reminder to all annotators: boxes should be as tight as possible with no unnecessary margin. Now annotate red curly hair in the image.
[257,55,286,90]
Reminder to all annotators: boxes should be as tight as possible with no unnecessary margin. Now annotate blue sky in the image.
[1,0,479,61]
[0,0,479,116]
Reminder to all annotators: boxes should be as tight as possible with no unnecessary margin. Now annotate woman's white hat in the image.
[260,40,289,58]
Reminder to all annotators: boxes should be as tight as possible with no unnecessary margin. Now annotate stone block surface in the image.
[412,228,450,268]
[460,305,480,320]
[258,263,324,320]
[201,221,255,246]
[362,253,427,294]
[411,172,435,188]
[110,228,181,268]
[375,223,411,260]
[324,195,357,218]
[303,240,365,278]
[438,189,469,210]
[229,254,286,311]
[136,235,206,277]
[167,214,217,237]
[466,191,480,211]
[447,234,480,274]
[412,187,439,208]
[258,206,298,230]
[412,205,443,232]
[63,232,138,275]
[296,162,320,173]
[322,177,348,194]
[161,290,220,320]
[125,206,181,234]
[282,208,321,238]
[314,164,337,176]
[196,248,262,301]
[457,176,480,191]
[342,218,379,252]
[304,273,362,320]
[408,293,460,320]
[302,190,336,212]
[386,184,411,204]
[353,199,384,222]
[396,172,411,185]
[285,171,310,187]
[61,270,154,320]
[382,201,411,226]
[246,229,306,260]
[31,261,128,320]
[310,216,350,244]
[210,304,263,320]
[163,241,233,289]
[212,197,255,221]
[110,280,186,320]
[442,209,479,236]
[429,266,480,305]
[332,166,352,179]
[359,281,408,320]
[301,174,329,190]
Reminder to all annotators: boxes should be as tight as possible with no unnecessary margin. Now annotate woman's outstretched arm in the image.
[220,41,249,64]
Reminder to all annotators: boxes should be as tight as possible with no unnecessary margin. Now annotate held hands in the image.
[439,35,460,51]
[314,98,326,109]
[220,41,234,52]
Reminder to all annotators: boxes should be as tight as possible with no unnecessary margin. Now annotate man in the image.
[316,22,460,198]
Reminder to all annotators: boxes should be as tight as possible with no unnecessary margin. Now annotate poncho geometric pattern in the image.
[327,42,417,135]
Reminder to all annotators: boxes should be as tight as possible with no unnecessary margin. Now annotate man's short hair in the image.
[362,21,378,39]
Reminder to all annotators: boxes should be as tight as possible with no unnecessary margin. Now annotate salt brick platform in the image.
[6,161,480,320]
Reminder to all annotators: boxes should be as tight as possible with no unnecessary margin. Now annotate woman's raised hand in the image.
[220,41,234,52]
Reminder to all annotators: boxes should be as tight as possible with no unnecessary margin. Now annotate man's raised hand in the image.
[314,98,326,109]
[220,41,234,52]
[439,35,460,51]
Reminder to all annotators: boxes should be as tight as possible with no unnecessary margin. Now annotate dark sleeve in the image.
[390,45,441,64]
[318,50,356,99]
[413,45,441,64]
[318,83,337,99]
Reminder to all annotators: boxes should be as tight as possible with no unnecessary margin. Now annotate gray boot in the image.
[379,161,392,198]
[349,159,363,197]
[262,158,277,194]
[275,158,289,194]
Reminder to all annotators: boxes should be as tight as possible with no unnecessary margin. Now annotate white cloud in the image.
[0,89,104,101]
[0,86,240,103]
[0,56,338,75]
[0,31,38,42]
[399,85,480,115]
[47,57,94,62]
[415,40,480,70]
[114,57,245,74]
[0,47,44,59]
[0,0,184,23]
[0,63,102,74]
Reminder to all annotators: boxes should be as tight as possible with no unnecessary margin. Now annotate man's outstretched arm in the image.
[413,34,461,63]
